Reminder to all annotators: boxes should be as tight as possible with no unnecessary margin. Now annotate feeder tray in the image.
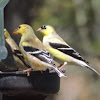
[0,70,60,96]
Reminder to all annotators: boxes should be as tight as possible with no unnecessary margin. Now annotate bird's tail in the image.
[84,64,100,76]
[74,59,100,76]
[79,61,100,76]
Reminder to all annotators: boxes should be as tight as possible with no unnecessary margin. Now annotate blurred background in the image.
[1,0,100,100]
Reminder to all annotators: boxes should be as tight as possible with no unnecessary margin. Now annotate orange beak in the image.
[36,28,42,32]
[13,29,18,34]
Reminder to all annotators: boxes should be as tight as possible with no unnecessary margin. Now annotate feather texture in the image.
[4,29,30,70]
[13,24,66,77]
[37,25,100,76]
[49,42,88,64]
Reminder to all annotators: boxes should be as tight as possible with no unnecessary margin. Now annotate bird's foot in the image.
[40,70,43,73]
[23,68,32,76]
[59,62,67,70]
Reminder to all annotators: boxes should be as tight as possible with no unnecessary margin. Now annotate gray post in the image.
[0,0,10,61]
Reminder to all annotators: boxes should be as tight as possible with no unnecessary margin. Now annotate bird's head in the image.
[37,25,55,36]
[4,29,10,39]
[13,24,32,35]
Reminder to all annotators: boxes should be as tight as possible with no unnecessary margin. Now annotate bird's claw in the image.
[59,62,67,70]
[23,68,32,76]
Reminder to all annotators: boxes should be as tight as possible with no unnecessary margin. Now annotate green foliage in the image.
[31,0,100,55]
[32,0,76,29]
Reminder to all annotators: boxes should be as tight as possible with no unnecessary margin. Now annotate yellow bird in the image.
[4,29,30,70]
[37,25,100,75]
[13,24,66,77]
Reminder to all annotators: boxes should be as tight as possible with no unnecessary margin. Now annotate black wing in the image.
[14,50,31,68]
[23,46,55,65]
[49,42,88,64]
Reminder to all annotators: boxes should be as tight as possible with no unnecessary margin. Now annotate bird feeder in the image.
[0,1,60,100]
[0,71,60,100]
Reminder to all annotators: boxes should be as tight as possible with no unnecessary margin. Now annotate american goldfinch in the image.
[13,24,66,77]
[4,29,30,70]
[37,25,100,75]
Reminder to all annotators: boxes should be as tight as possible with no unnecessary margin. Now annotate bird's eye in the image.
[41,25,46,29]
[18,26,21,29]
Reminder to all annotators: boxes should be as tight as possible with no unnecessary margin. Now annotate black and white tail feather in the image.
[49,42,100,75]
[77,60,100,76]
[23,46,66,77]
